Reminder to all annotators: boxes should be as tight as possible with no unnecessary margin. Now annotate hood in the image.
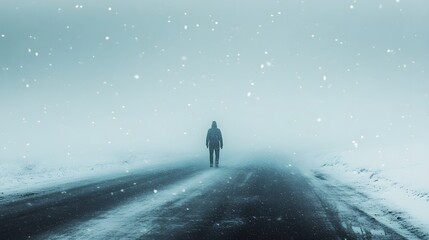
[211,121,217,128]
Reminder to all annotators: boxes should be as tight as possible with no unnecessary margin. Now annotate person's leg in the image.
[209,147,214,167]
[215,148,220,167]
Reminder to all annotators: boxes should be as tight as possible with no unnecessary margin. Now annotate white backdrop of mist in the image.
[0,0,428,166]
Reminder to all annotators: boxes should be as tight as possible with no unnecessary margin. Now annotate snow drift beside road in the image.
[299,143,429,239]
[0,153,200,202]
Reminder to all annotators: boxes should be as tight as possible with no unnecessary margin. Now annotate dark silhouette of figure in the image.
[206,121,223,168]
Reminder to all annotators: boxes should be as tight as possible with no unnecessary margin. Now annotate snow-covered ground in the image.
[299,145,429,239]
[0,153,200,203]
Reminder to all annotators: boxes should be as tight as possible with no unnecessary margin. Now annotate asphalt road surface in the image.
[0,157,407,240]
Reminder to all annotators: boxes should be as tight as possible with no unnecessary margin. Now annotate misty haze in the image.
[1,1,428,239]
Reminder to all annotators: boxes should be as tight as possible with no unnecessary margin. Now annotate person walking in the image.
[206,121,223,168]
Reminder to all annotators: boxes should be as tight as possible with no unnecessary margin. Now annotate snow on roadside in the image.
[305,151,429,239]
[0,153,201,202]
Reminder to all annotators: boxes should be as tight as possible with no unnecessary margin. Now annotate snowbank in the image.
[0,153,201,203]
[302,145,429,238]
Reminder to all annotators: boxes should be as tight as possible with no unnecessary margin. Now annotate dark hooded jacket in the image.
[206,121,223,149]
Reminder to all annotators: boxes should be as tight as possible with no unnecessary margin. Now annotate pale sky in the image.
[1,0,428,163]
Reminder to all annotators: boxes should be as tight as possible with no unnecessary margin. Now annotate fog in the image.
[1,0,428,165]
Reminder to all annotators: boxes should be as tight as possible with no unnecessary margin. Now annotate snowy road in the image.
[0,158,406,240]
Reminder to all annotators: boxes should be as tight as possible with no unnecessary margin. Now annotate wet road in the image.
[0,158,406,240]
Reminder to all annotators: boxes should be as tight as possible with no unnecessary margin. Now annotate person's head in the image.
[211,121,217,128]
